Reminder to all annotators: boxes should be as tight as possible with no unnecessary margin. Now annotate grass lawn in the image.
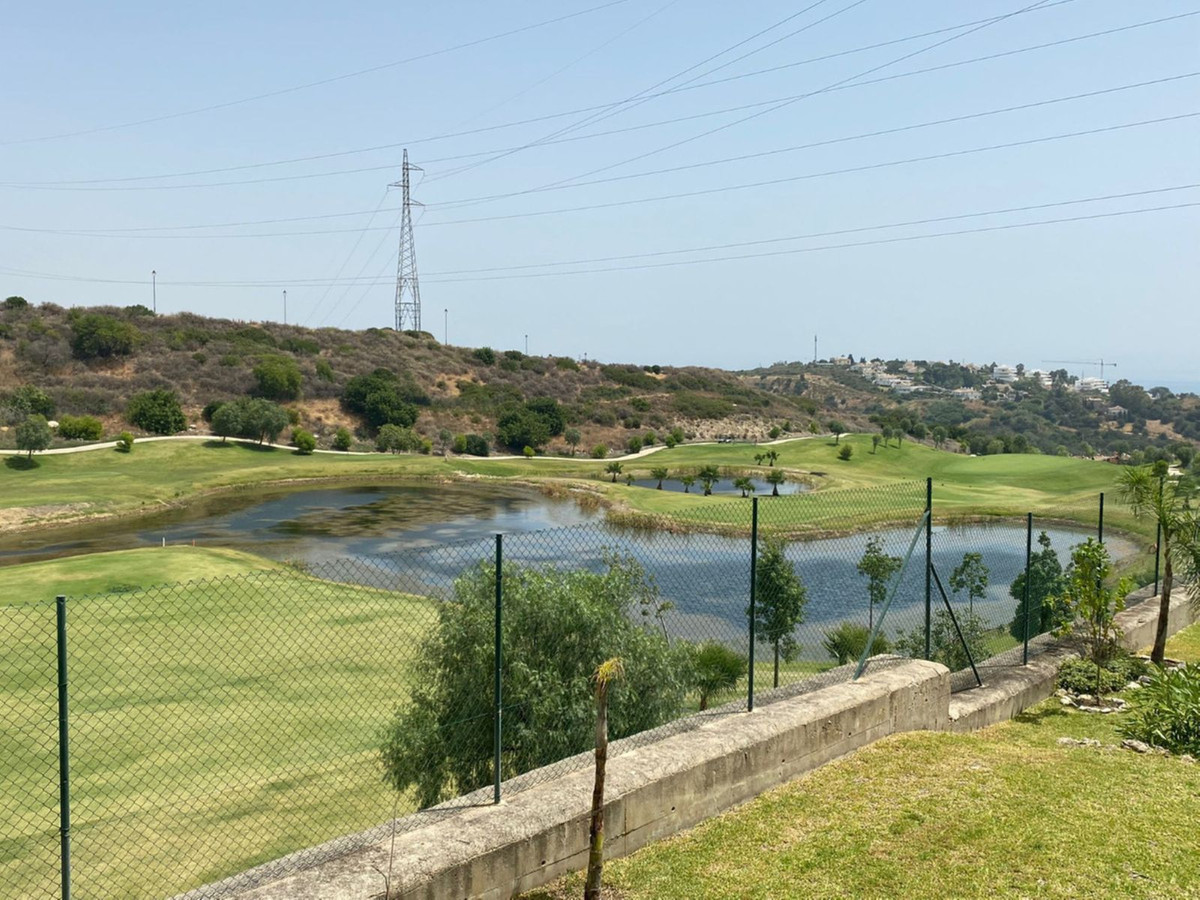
[0,547,434,899]
[526,677,1200,899]
[2,435,1136,539]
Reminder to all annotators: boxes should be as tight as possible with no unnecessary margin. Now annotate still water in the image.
[2,483,1133,659]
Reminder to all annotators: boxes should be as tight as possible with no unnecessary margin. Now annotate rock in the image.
[1055,688,1068,698]
[1077,694,1095,704]
[1057,737,1101,747]
[1060,696,1074,706]
[1180,755,1195,765]
[1126,681,1142,690]
[1122,739,1152,754]
[1138,675,1154,685]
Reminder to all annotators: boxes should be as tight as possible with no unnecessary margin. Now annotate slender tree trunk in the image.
[585,683,610,900]
[773,642,780,689]
[1151,552,1173,664]
[772,485,779,497]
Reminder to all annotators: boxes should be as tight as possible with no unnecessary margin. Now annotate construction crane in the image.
[1042,358,1118,380]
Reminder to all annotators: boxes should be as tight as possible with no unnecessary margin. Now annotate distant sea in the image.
[1135,377,1200,396]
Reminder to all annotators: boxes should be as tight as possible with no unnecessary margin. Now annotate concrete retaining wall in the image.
[229,590,1196,900]
[233,660,949,900]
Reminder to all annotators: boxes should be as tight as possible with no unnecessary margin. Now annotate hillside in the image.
[0,299,830,453]
[745,359,1200,464]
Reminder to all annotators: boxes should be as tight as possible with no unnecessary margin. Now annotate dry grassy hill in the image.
[0,300,835,452]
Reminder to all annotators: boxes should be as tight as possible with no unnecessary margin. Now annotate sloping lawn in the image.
[527,627,1200,899]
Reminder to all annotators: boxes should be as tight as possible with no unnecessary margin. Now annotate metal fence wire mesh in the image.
[0,480,1122,899]
[1,598,60,900]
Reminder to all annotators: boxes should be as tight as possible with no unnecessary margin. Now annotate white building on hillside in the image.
[992,364,1019,383]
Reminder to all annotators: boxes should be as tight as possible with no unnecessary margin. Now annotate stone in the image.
[1057,737,1101,747]
[1125,681,1142,690]
[1138,675,1154,685]
[1060,697,1074,706]
[1122,739,1152,754]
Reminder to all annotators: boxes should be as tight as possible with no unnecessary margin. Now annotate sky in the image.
[2,1,1198,390]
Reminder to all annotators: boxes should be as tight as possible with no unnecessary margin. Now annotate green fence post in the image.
[1098,492,1104,545]
[493,534,503,805]
[924,477,932,661]
[1022,513,1033,665]
[55,595,71,900]
[747,497,758,713]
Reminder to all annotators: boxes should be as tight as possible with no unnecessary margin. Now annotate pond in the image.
[3,482,1132,662]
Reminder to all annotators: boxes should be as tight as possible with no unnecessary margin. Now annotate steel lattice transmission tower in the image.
[392,149,423,332]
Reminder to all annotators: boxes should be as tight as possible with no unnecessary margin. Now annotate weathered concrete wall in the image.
[230,660,949,900]
[948,589,1199,733]
[224,590,1198,900]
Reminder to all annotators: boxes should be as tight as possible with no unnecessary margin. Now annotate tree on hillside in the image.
[565,427,582,456]
[340,368,422,431]
[931,425,948,449]
[1120,464,1200,663]
[69,312,139,360]
[698,465,721,496]
[828,420,846,444]
[763,449,779,466]
[857,537,902,631]
[881,426,893,447]
[690,643,746,710]
[1008,531,1069,641]
[376,424,423,454]
[253,355,302,401]
[126,389,186,435]
[678,473,696,493]
[650,466,668,489]
[765,468,786,496]
[751,538,808,688]
[605,461,623,483]
[949,553,990,615]
[378,556,691,807]
[16,414,52,458]
[872,434,882,454]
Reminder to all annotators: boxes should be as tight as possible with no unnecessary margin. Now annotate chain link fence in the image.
[1,480,1123,899]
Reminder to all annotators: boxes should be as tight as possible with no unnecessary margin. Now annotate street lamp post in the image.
[444,308,448,345]
[283,290,287,325]
[151,270,156,314]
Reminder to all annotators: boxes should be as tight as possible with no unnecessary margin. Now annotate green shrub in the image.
[115,432,134,453]
[70,313,140,360]
[379,556,691,806]
[554,356,579,371]
[691,642,747,710]
[822,623,893,665]
[126,390,186,434]
[315,359,335,383]
[464,434,490,457]
[1057,658,1128,696]
[627,435,643,453]
[1121,664,1200,755]
[452,433,468,454]
[253,355,302,400]
[280,336,319,355]
[672,392,733,419]
[332,427,353,452]
[376,424,423,454]
[3,295,28,310]
[591,444,609,459]
[293,429,316,454]
[473,346,496,365]
[230,325,275,347]
[57,414,103,441]
[201,400,224,423]
[341,368,422,430]
[838,444,853,460]
[5,385,56,418]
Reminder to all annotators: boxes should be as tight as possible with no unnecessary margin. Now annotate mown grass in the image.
[2,435,1139,541]
[0,547,433,899]
[526,680,1200,900]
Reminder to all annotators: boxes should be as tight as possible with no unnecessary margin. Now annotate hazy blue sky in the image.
[3,1,1197,388]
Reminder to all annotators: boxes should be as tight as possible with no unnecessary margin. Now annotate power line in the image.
[419,202,1200,283]
[421,185,1200,276]
[0,0,1085,188]
[5,189,1193,289]
[447,0,1063,210]
[6,10,1186,194]
[425,0,871,184]
[414,112,1200,226]
[0,0,636,147]
[11,74,1193,240]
